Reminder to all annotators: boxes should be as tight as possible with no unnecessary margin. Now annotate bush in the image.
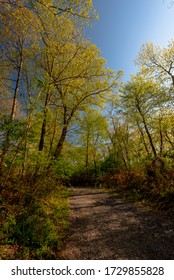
[0,179,69,259]
[99,159,174,213]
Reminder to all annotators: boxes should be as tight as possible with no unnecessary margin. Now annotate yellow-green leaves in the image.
[136,40,174,87]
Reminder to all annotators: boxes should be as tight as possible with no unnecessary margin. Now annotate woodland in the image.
[1,0,174,259]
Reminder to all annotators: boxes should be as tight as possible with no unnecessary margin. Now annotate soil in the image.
[58,187,174,260]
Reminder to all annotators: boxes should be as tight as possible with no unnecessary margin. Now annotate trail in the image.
[58,188,174,260]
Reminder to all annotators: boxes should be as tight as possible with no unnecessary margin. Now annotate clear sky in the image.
[84,0,174,81]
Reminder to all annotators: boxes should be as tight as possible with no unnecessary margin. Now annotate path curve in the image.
[59,188,174,260]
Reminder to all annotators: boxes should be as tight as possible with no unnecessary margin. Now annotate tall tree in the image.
[0,2,40,170]
[39,28,121,157]
[77,109,108,176]
[122,75,166,159]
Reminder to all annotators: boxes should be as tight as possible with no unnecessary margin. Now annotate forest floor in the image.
[57,187,174,260]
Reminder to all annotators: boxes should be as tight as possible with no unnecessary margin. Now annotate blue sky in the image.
[85,0,174,81]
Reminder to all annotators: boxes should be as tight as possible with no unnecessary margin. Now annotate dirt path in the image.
[58,188,174,260]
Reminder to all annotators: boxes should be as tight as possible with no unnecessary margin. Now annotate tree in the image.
[3,0,97,22]
[34,0,97,21]
[77,109,108,177]
[0,2,40,171]
[122,75,166,159]
[136,40,174,89]
[39,26,121,157]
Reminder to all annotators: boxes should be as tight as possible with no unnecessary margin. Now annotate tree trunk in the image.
[159,119,163,156]
[48,110,58,156]
[142,118,157,158]
[85,131,90,178]
[0,55,23,172]
[171,75,174,88]
[92,149,97,177]
[137,104,157,158]
[165,132,174,148]
[11,56,23,119]
[54,125,68,157]
[39,92,50,151]
[137,121,150,156]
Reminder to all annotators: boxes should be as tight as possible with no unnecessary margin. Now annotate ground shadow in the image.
[58,188,174,260]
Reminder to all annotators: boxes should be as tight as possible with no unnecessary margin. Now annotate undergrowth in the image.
[0,176,69,259]
[100,162,174,214]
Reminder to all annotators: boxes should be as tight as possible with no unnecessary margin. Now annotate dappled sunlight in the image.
[59,188,174,260]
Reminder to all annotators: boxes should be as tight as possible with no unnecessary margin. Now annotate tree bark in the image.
[165,132,174,148]
[0,53,23,172]
[54,125,68,157]
[137,121,150,156]
[11,55,23,119]
[159,119,163,156]
[48,110,58,156]
[39,91,50,151]
[136,103,157,158]
[85,131,90,178]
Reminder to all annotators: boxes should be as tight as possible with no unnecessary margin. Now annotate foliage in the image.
[1,1,174,259]
[0,179,69,259]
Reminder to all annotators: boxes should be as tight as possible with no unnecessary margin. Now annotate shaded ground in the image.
[58,188,174,260]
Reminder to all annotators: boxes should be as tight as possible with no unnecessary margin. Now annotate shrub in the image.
[0,180,69,259]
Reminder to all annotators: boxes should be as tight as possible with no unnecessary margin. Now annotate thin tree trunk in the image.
[159,119,163,156]
[137,121,150,156]
[48,110,58,156]
[11,56,23,119]
[165,132,174,148]
[137,104,157,158]
[39,91,50,151]
[54,125,68,157]
[0,55,23,172]
[92,149,97,177]
[21,112,33,177]
[85,131,90,178]
[142,119,157,158]
[171,75,174,88]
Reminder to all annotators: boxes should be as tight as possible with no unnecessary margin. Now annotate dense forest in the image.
[1,0,174,259]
